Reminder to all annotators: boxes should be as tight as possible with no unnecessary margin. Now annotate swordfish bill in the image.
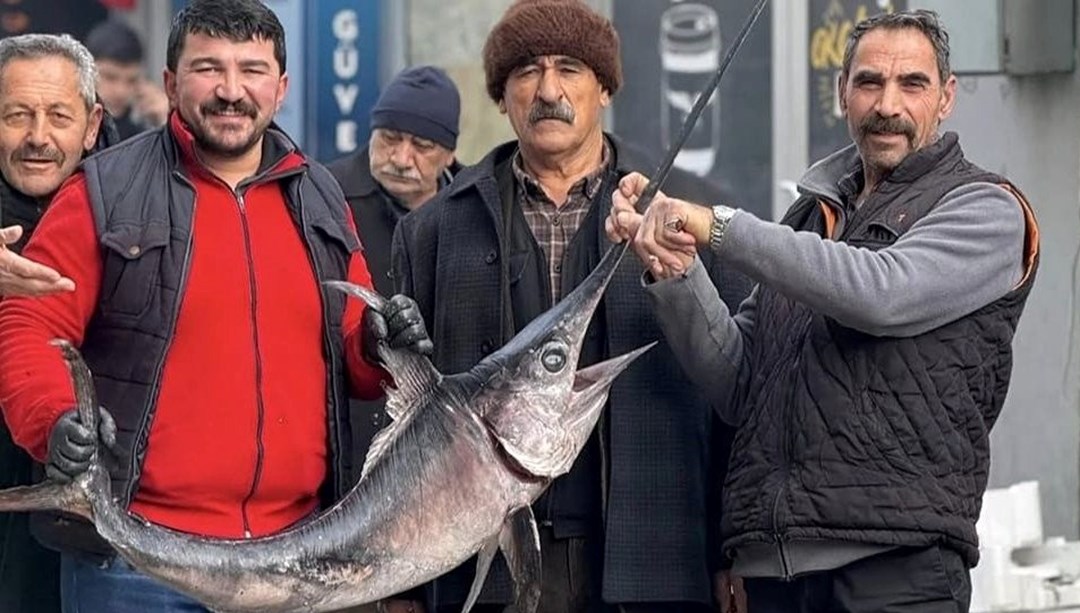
[0,244,654,613]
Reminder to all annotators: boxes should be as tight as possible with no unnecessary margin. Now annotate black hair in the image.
[166,0,286,73]
[843,9,951,85]
[85,18,144,64]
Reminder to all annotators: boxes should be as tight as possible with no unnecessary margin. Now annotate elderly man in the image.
[610,10,1038,613]
[389,1,749,612]
[0,32,117,299]
[328,64,460,296]
[0,32,118,613]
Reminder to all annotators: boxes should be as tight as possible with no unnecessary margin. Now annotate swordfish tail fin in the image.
[50,338,99,432]
[0,337,96,518]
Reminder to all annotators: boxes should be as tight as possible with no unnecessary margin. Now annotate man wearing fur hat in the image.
[389,1,750,612]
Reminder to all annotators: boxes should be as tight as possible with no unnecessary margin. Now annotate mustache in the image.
[200,98,258,118]
[15,145,63,164]
[859,113,916,145]
[376,164,421,182]
[528,101,574,125]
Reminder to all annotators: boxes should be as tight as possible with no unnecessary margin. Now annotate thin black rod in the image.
[633,0,770,213]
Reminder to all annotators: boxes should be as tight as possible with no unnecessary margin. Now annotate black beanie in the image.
[369,65,461,150]
[483,0,622,103]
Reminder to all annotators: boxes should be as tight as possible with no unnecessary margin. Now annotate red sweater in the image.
[0,116,385,538]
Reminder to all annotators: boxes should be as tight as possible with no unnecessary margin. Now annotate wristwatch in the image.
[709,205,736,252]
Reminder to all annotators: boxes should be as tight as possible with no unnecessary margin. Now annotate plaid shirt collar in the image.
[511,140,612,207]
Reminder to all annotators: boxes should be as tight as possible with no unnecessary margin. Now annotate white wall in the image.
[945,69,1080,539]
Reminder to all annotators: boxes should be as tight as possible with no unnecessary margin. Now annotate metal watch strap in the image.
[709,205,735,252]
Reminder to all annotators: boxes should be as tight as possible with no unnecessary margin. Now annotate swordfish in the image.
[0,244,652,613]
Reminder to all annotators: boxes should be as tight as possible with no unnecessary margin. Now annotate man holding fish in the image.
[0,0,431,611]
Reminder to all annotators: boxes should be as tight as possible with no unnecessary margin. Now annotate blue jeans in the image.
[60,554,209,613]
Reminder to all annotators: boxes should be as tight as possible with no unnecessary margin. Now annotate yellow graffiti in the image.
[810,3,895,70]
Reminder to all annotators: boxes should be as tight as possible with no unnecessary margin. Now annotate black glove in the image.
[46,407,117,483]
[361,294,433,366]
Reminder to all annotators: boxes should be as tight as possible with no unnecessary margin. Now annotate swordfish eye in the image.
[540,342,568,373]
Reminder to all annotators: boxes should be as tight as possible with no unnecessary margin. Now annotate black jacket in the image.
[393,135,751,605]
[328,148,402,296]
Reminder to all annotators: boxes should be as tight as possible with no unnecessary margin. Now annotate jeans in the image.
[60,554,209,613]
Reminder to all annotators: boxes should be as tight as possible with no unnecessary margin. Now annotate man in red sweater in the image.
[0,1,431,611]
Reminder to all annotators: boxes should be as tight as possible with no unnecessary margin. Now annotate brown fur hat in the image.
[482,0,622,102]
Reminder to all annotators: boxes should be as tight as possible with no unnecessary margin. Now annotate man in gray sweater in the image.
[608,9,1038,613]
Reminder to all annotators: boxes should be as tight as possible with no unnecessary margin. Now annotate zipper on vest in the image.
[768,328,806,581]
[234,189,267,539]
[125,172,197,506]
[770,452,793,580]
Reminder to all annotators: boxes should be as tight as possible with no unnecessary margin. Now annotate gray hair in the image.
[0,33,98,112]
[842,9,951,86]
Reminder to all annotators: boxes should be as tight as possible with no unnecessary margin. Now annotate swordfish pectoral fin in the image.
[497,506,542,613]
[462,506,541,613]
[461,535,500,613]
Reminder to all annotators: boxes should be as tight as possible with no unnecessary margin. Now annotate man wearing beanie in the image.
[329,64,461,297]
[390,1,750,612]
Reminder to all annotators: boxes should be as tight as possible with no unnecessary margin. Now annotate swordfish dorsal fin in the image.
[378,340,441,422]
[322,280,442,479]
[361,346,441,479]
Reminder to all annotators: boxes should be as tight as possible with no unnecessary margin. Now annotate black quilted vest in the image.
[32,126,360,557]
[722,133,1038,567]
